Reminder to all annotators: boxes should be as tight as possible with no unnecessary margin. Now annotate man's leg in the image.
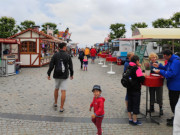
[54,89,59,104]
[60,90,66,109]
[167,90,180,126]
[169,90,180,114]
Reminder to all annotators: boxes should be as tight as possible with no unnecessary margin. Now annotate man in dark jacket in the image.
[47,43,74,112]
[153,49,180,126]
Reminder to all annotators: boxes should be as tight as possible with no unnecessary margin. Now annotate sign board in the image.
[135,45,146,63]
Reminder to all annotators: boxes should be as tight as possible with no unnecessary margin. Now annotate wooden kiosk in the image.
[9,27,62,67]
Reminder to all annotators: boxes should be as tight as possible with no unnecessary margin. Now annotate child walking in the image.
[89,85,105,135]
[83,56,88,71]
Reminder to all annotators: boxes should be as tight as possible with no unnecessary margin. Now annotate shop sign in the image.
[7,60,15,65]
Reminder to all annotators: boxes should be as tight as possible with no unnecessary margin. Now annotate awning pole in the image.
[172,40,174,53]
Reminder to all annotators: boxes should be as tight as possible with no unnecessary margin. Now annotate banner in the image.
[135,45,146,63]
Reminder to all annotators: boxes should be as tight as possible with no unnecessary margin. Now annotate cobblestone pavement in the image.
[0,57,173,135]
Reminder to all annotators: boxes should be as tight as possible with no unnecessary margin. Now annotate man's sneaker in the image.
[159,109,163,116]
[132,120,142,126]
[59,108,64,112]
[167,121,173,127]
[166,117,174,122]
[129,120,133,125]
[53,103,57,108]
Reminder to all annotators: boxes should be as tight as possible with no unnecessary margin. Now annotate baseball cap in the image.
[92,85,101,92]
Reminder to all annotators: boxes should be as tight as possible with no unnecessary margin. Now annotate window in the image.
[21,41,36,53]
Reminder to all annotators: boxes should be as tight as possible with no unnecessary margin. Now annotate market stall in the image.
[9,27,62,67]
[0,38,20,76]
[132,28,180,53]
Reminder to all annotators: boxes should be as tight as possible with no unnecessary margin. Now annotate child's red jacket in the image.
[90,96,105,117]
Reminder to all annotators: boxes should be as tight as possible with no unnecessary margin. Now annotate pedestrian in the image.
[127,55,145,126]
[123,52,134,111]
[83,56,88,71]
[153,49,180,126]
[173,97,180,135]
[89,85,105,135]
[78,48,85,70]
[47,42,74,112]
[148,52,163,115]
[85,47,90,58]
[90,46,97,63]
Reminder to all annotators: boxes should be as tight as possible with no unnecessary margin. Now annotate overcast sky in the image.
[0,0,180,47]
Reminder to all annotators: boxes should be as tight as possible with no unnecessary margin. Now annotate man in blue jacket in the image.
[153,49,180,126]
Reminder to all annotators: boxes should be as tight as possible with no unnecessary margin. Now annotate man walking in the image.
[153,49,180,126]
[47,43,74,112]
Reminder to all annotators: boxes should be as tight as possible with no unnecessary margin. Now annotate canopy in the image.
[113,38,152,41]
[0,38,20,44]
[132,28,180,39]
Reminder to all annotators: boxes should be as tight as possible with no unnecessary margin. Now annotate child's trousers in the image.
[92,117,104,135]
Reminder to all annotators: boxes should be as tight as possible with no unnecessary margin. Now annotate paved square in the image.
[0,57,173,135]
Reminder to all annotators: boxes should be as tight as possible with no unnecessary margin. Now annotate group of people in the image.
[123,50,180,130]
[47,43,180,135]
[78,46,97,71]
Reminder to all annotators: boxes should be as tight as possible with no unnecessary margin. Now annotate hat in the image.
[92,85,101,92]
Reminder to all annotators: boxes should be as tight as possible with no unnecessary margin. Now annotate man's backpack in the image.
[55,58,66,76]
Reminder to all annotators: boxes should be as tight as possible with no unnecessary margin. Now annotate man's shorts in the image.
[55,79,68,90]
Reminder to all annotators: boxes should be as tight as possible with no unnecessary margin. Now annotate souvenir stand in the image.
[0,38,20,76]
[9,28,62,67]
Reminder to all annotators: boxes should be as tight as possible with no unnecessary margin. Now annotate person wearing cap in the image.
[89,85,105,135]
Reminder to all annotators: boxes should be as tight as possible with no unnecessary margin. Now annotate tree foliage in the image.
[41,22,58,35]
[0,16,18,38]
[109,23,126,40]
[152,18,173,28]
[171,12,180,28]
[131,22,148,31]
[18,20,35,31]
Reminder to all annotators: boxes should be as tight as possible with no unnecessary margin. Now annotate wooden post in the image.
[172,39,174,53]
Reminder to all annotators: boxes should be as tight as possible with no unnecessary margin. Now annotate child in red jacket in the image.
[89,85,105,135]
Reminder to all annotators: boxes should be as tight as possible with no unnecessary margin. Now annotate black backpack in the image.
[55,58,66,76]
[121,67,133,88]
[79,51,84,59]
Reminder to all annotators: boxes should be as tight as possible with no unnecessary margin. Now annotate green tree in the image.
[18,20,35,31]
[131,22,148,32]
[171,12,180,28]
[152,18,173,28]
[109,23,126,40]
[41,22,58,35]
[0,16,18,38]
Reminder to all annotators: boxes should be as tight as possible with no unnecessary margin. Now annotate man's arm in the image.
[68,55,74,78]
[160,60,180,79]
[47,55,55,77]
